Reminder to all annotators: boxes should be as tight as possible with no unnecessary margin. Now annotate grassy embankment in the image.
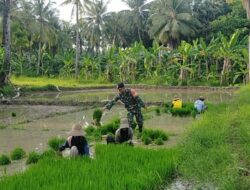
[0,145,176,190]
[11,76,113,89]
[178,85,250,189]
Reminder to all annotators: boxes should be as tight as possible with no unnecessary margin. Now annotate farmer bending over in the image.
[59,124,90,157]
[104,82,146,132]
[106,118,133,144]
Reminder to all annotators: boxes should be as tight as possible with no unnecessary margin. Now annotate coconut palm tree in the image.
[149,0,200,49]
[31,0,57,75]
[61,0,85,78]
[83,0,108,55]
[122,0,148,42]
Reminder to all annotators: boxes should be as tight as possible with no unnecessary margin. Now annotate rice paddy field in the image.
[0,145,176,190]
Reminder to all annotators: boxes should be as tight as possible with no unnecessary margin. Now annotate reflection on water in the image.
[18,88,235,103]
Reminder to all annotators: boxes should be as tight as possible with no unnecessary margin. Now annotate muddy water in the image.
[0,88,236,177]
[18,88,235,103]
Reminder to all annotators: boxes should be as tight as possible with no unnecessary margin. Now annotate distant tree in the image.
[1,0,11,87]
[149,0,200,49]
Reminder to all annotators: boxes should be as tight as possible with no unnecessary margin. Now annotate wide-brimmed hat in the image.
[68,124,85,136]
[173,95,180,100]
[120,118,129,129]
[199,96,205,101]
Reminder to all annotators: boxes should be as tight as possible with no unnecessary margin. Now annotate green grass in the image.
[11,76,112,89]
[178,86,250,189]
[0,145,176,190]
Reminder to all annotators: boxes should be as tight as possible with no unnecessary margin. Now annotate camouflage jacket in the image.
[105,88,145,111]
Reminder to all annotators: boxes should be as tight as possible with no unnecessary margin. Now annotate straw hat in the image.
[199,96,205,101]
[120,118,129,129]
[68,124,85,136]
[173,95,180,100]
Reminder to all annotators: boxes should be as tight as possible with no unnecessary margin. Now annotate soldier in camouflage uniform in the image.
[104,83,146,132]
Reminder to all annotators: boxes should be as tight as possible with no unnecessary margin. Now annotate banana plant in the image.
[216,31,240,85]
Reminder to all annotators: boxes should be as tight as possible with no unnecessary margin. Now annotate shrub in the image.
[26,152,40,165]
[10,148,26,160]
[0,154,11,165]
[0,124,7,129]
[93,108,103,126]
[155,138,164,145]
[48,137,66,151]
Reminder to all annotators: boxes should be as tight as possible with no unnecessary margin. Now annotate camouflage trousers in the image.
[127,109,143,132]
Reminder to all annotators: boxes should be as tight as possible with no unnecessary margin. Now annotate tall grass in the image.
[178,86,250,189]
[0,145,176,190]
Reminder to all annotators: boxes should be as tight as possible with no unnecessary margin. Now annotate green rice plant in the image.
[11,112,16,117]
[170,102,195,117]
[96,118,120,135]
[178,86,250,189]
[141,129,168,143]
[48,137,66,151]
[155,138,164,145]
[155,107,161,116]
[93,109,103,126]
[0,145,177,190]
[84,125,96,136]
[26,152,41,165]
[10,148,26,160]
[143,137,152,145]
[0,124,7,129]
[0,155,11,165]
[41,150,58,159]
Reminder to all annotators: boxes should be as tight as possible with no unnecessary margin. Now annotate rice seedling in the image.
[10,148,26,160]
[0,145,177,190]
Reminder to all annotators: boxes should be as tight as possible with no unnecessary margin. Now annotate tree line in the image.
[0,0,250,86]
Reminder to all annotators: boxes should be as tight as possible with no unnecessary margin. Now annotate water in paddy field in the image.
[0,88,235,154]
[17,88,235,103]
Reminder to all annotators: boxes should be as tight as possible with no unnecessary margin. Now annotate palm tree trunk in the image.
[37,40,41,75]
[75,3,80,78]
[1,0,11,87]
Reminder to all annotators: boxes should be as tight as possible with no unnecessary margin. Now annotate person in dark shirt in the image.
[104,82,146,132]
[59,124,89,157]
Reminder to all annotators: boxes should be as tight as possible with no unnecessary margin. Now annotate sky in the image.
[56,0,130,22]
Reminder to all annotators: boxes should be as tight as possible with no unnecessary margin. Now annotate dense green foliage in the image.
[0,145,176,190]
[0,0,249,87]
[179,85,250,189]
[10,148,26,160]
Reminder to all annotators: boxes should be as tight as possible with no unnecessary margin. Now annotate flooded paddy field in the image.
[0,88,237,176]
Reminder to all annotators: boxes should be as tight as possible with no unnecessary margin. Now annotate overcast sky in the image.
[56,0,130,22]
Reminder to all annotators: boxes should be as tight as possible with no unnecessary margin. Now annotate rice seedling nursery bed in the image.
[0,145,176,190]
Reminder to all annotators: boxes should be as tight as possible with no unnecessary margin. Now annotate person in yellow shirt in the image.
[171,95,182,109]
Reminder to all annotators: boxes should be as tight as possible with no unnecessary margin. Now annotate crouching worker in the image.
[194,96,207,114]
[59,124,90,157]
[106,118,133,145]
